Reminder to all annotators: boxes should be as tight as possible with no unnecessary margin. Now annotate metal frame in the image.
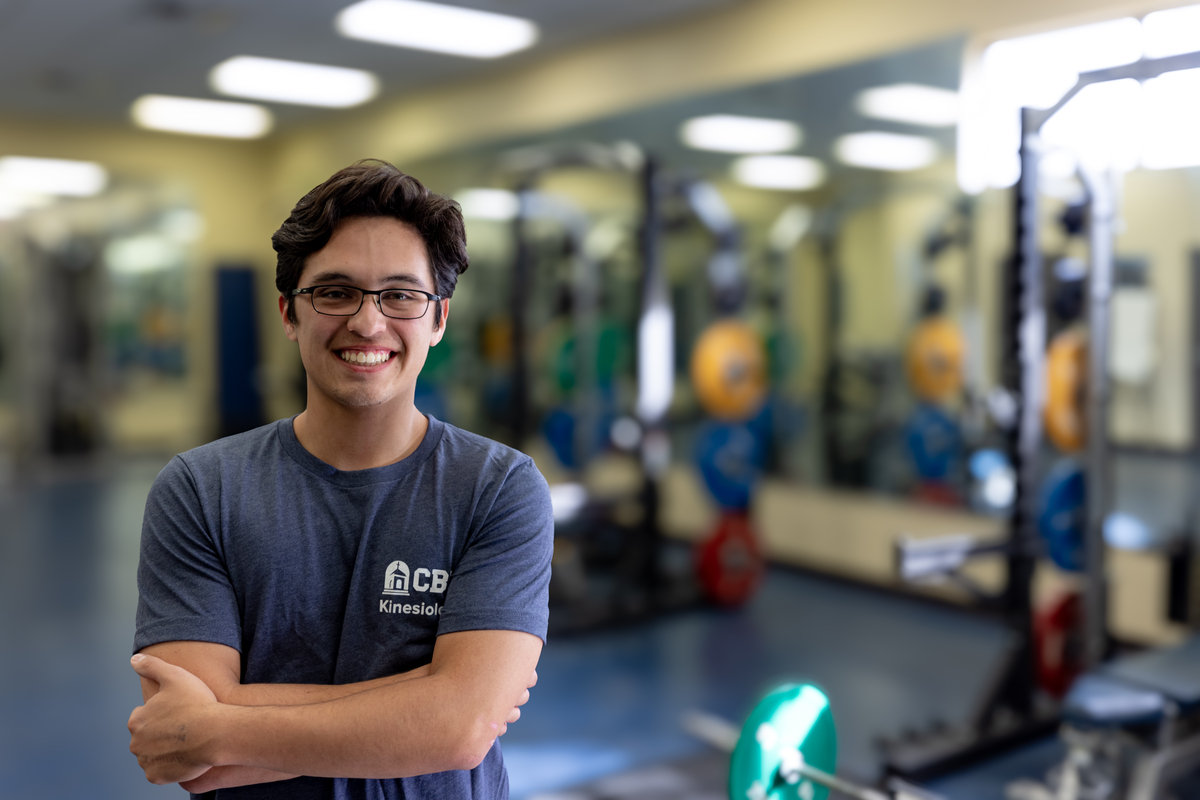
[889,48,1200,782]
[1009,48,1200,699]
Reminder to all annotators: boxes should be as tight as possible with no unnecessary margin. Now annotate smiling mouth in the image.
[338,349,395,366]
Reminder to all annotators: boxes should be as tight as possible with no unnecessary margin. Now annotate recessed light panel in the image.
[336,0,538,59]
[1141,68,1200,170]
[960,16,1145,193]
[0,156,107,196]
[835,132,938,171]
[132,95,273,139]
[731,155,825,191]
[0,188,54,220]
[1041,79,1141,172]
[982,17,1142,110]
[1143,4,1200,58]
[211,56,379,108]
[856,84,959,127]
[454,188,519,221]
[681,115,802,154]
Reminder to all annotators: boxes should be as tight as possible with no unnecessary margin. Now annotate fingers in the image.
[130,654,217,703]
[130,653,178,685]
[528,669,538,688]
[506,706,522,724]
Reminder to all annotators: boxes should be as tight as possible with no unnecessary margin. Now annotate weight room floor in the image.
[1,452,1192,799]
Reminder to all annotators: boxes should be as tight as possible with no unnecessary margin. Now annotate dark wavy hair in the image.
[273,160,468,328]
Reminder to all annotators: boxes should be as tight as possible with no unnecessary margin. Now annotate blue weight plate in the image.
[696,421,766,510]
[905,405,962,480]
[1038,460,1086,572]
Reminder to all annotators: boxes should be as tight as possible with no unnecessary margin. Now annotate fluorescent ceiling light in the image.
[982,18,1142,109]
[1141,67,1200,170]
[1143,4,1200,58]
[960,16,1152,193]
[336,0,538,59]
[454,188,518,221]
[0,156,107,197]
[681,115,801,154]
[731,155,825,191]
[768,204,813,252]
[105,234,186,275]
[856,83,959,127]
[0,188,49,220]
[210,56,378,108]
[132,95,273,139]
[1041,79,1141,172]
[160,208,206,243]
[0,187,54,215]
[835,131,938,171]
[1039,148,1080,181]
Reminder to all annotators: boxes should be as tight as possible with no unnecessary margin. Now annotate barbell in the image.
[684,683,945,800]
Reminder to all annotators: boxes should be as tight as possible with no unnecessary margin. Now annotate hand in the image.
[127,653,222,785]
[505,669,538,726]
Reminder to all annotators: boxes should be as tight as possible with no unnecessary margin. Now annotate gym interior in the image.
[5,1,1200,798]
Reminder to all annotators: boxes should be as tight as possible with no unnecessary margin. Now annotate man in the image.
[128,160,553,799]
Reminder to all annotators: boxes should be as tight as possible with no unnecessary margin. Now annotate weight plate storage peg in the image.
[730,683,838,800]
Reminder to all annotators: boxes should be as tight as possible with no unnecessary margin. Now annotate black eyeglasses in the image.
[293,285,442,320]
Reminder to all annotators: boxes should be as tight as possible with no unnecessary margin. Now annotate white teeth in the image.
[341,350,390,365]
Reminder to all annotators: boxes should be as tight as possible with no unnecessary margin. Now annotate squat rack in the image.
[891,46,1200,780]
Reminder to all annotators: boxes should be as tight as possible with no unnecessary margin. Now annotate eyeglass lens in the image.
[310,286,429,319]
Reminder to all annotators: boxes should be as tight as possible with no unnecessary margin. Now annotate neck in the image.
[292,395,428,472]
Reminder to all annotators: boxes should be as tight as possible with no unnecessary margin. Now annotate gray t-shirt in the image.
[134,415,553,800]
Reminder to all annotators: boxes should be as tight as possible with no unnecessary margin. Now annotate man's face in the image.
[280,216,448,413]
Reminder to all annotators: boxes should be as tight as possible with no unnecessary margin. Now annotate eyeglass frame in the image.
[291,284,444,320]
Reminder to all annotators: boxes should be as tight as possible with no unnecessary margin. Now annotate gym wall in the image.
[1,0,1189,457]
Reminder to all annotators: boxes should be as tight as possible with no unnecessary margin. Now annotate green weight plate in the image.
[729,684,837,800]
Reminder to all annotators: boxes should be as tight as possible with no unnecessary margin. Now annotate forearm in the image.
[208,673,498,778]
[221,667,425,706]
[161,671,432,793]
[139,656,428,789]
[129,631,540,785]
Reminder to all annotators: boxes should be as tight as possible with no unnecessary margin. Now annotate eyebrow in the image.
[306,271,429,290]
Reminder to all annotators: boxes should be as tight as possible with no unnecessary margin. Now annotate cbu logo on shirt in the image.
[380,560,450,616]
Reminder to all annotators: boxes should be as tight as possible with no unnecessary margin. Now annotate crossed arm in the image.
[128,630,541,791]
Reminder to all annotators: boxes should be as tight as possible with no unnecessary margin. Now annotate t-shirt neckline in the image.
[277,414,445,487]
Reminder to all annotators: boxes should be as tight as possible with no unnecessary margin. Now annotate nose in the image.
[346,294,389,337]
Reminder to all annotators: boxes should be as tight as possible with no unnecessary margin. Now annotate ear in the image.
[280,295,298,342]
[429,299,450,347]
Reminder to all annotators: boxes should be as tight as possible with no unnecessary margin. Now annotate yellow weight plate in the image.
[905,316,966,403]
[691,320,768,422]
[1044,328,1086,453]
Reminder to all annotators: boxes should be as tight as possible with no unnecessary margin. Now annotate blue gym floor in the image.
[9,452,1188,800]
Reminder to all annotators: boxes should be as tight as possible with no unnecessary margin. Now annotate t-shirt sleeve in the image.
[133,456,242,655]
[437,457,553,642]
